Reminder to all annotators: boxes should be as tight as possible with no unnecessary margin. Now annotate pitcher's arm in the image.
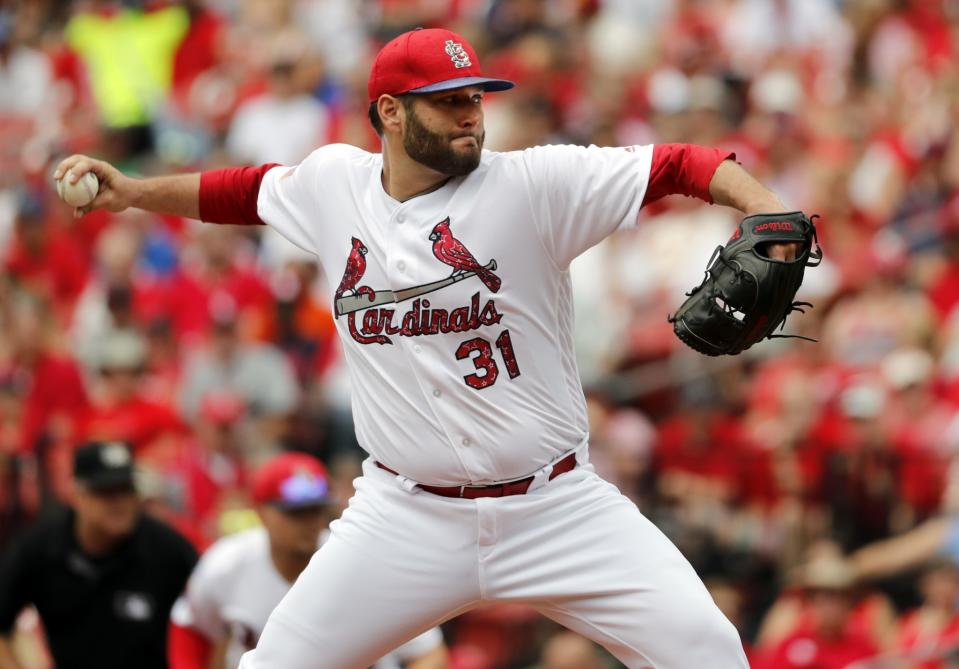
[54,155,277,225]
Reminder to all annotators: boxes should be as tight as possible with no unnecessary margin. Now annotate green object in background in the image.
[65,6,188,128]
[219,508,262,536]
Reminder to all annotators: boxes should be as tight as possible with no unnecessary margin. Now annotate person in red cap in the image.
[168,451,448,669]
[58,26,799,669]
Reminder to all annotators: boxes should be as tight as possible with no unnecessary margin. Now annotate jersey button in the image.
[461,438,471,447]
[432,389,441,398]
[397,213,406,223]
[397,260,406,272]
[413,345,422,354]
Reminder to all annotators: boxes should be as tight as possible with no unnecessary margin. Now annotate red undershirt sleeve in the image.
[198,163,279,226]
[167,622,214,669]
[641,144,735,207]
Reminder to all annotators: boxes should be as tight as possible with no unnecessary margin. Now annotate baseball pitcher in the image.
[56,27,818,669]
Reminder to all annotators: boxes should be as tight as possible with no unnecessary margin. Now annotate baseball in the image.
[56,171,99,208]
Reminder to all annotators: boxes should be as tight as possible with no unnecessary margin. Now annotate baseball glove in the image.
[668,211,822,356]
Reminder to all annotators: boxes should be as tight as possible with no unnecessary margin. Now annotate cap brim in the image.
[407,77,515,95]
[79,469,136,492]
[271,498,331,511]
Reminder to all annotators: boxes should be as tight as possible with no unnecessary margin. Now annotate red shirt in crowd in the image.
[5,225,88,314]
[754,628,877,669]
[654,412,747,500]
[138,436,248,547]
[172,7,224,95]
[18,354,89,454]
[894,609,959,669]
[150,265,273,343]
[78,395,185,452]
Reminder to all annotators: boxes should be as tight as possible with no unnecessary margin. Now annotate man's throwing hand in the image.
[53,155,136,218]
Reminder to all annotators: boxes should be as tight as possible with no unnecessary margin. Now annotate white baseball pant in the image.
[238,452,748,669]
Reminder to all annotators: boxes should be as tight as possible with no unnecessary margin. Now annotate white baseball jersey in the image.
[171,527,443,669]
[257,143,653,485]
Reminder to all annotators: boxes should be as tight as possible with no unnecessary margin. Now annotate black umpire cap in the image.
[73,441,136,491]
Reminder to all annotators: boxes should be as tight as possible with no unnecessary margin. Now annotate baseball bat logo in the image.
[332,218,503,345]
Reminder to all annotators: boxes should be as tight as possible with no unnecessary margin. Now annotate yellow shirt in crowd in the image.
[66,6,189,128]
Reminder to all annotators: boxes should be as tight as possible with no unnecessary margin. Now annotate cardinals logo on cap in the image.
[101,443,131,467]
[445,40,472,69]
[279,467,328,505]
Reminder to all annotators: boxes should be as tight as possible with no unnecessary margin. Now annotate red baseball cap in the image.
[252,452,331,509]
[368,28,514,103]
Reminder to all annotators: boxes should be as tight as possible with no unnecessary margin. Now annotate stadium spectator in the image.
[71,220,148,368]
[79,328,185,454]
[752,554,879,669]
[225,35,330,166]
[261,256,339,385]
[138,390,250,546]
[64,1,189,157]
[3,191,87,317]
[0,441,197,669]
[893,559,959,669]
[8,295,88,463]
[177,295,299,455]
[161,225,273,345]
[0,10,53,117]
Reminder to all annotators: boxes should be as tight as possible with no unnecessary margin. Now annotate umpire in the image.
[0,441,197,669]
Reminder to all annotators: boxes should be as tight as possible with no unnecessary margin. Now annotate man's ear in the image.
[378,95,405,134]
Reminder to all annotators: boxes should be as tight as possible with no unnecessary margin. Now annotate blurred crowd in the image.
[2,0,959,667]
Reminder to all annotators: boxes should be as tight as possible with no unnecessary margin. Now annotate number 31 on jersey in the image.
[455,330,521,390]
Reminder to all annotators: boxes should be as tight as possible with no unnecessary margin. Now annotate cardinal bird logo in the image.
[333,237,375,317]
[429,218,501,293]
[332,223,504,346]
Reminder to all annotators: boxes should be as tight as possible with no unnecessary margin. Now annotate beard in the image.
[403,108,484,177]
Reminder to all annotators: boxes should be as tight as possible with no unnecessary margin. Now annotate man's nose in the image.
[459,106,480,129]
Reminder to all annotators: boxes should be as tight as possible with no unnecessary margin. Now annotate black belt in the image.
[375,453,577,499]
